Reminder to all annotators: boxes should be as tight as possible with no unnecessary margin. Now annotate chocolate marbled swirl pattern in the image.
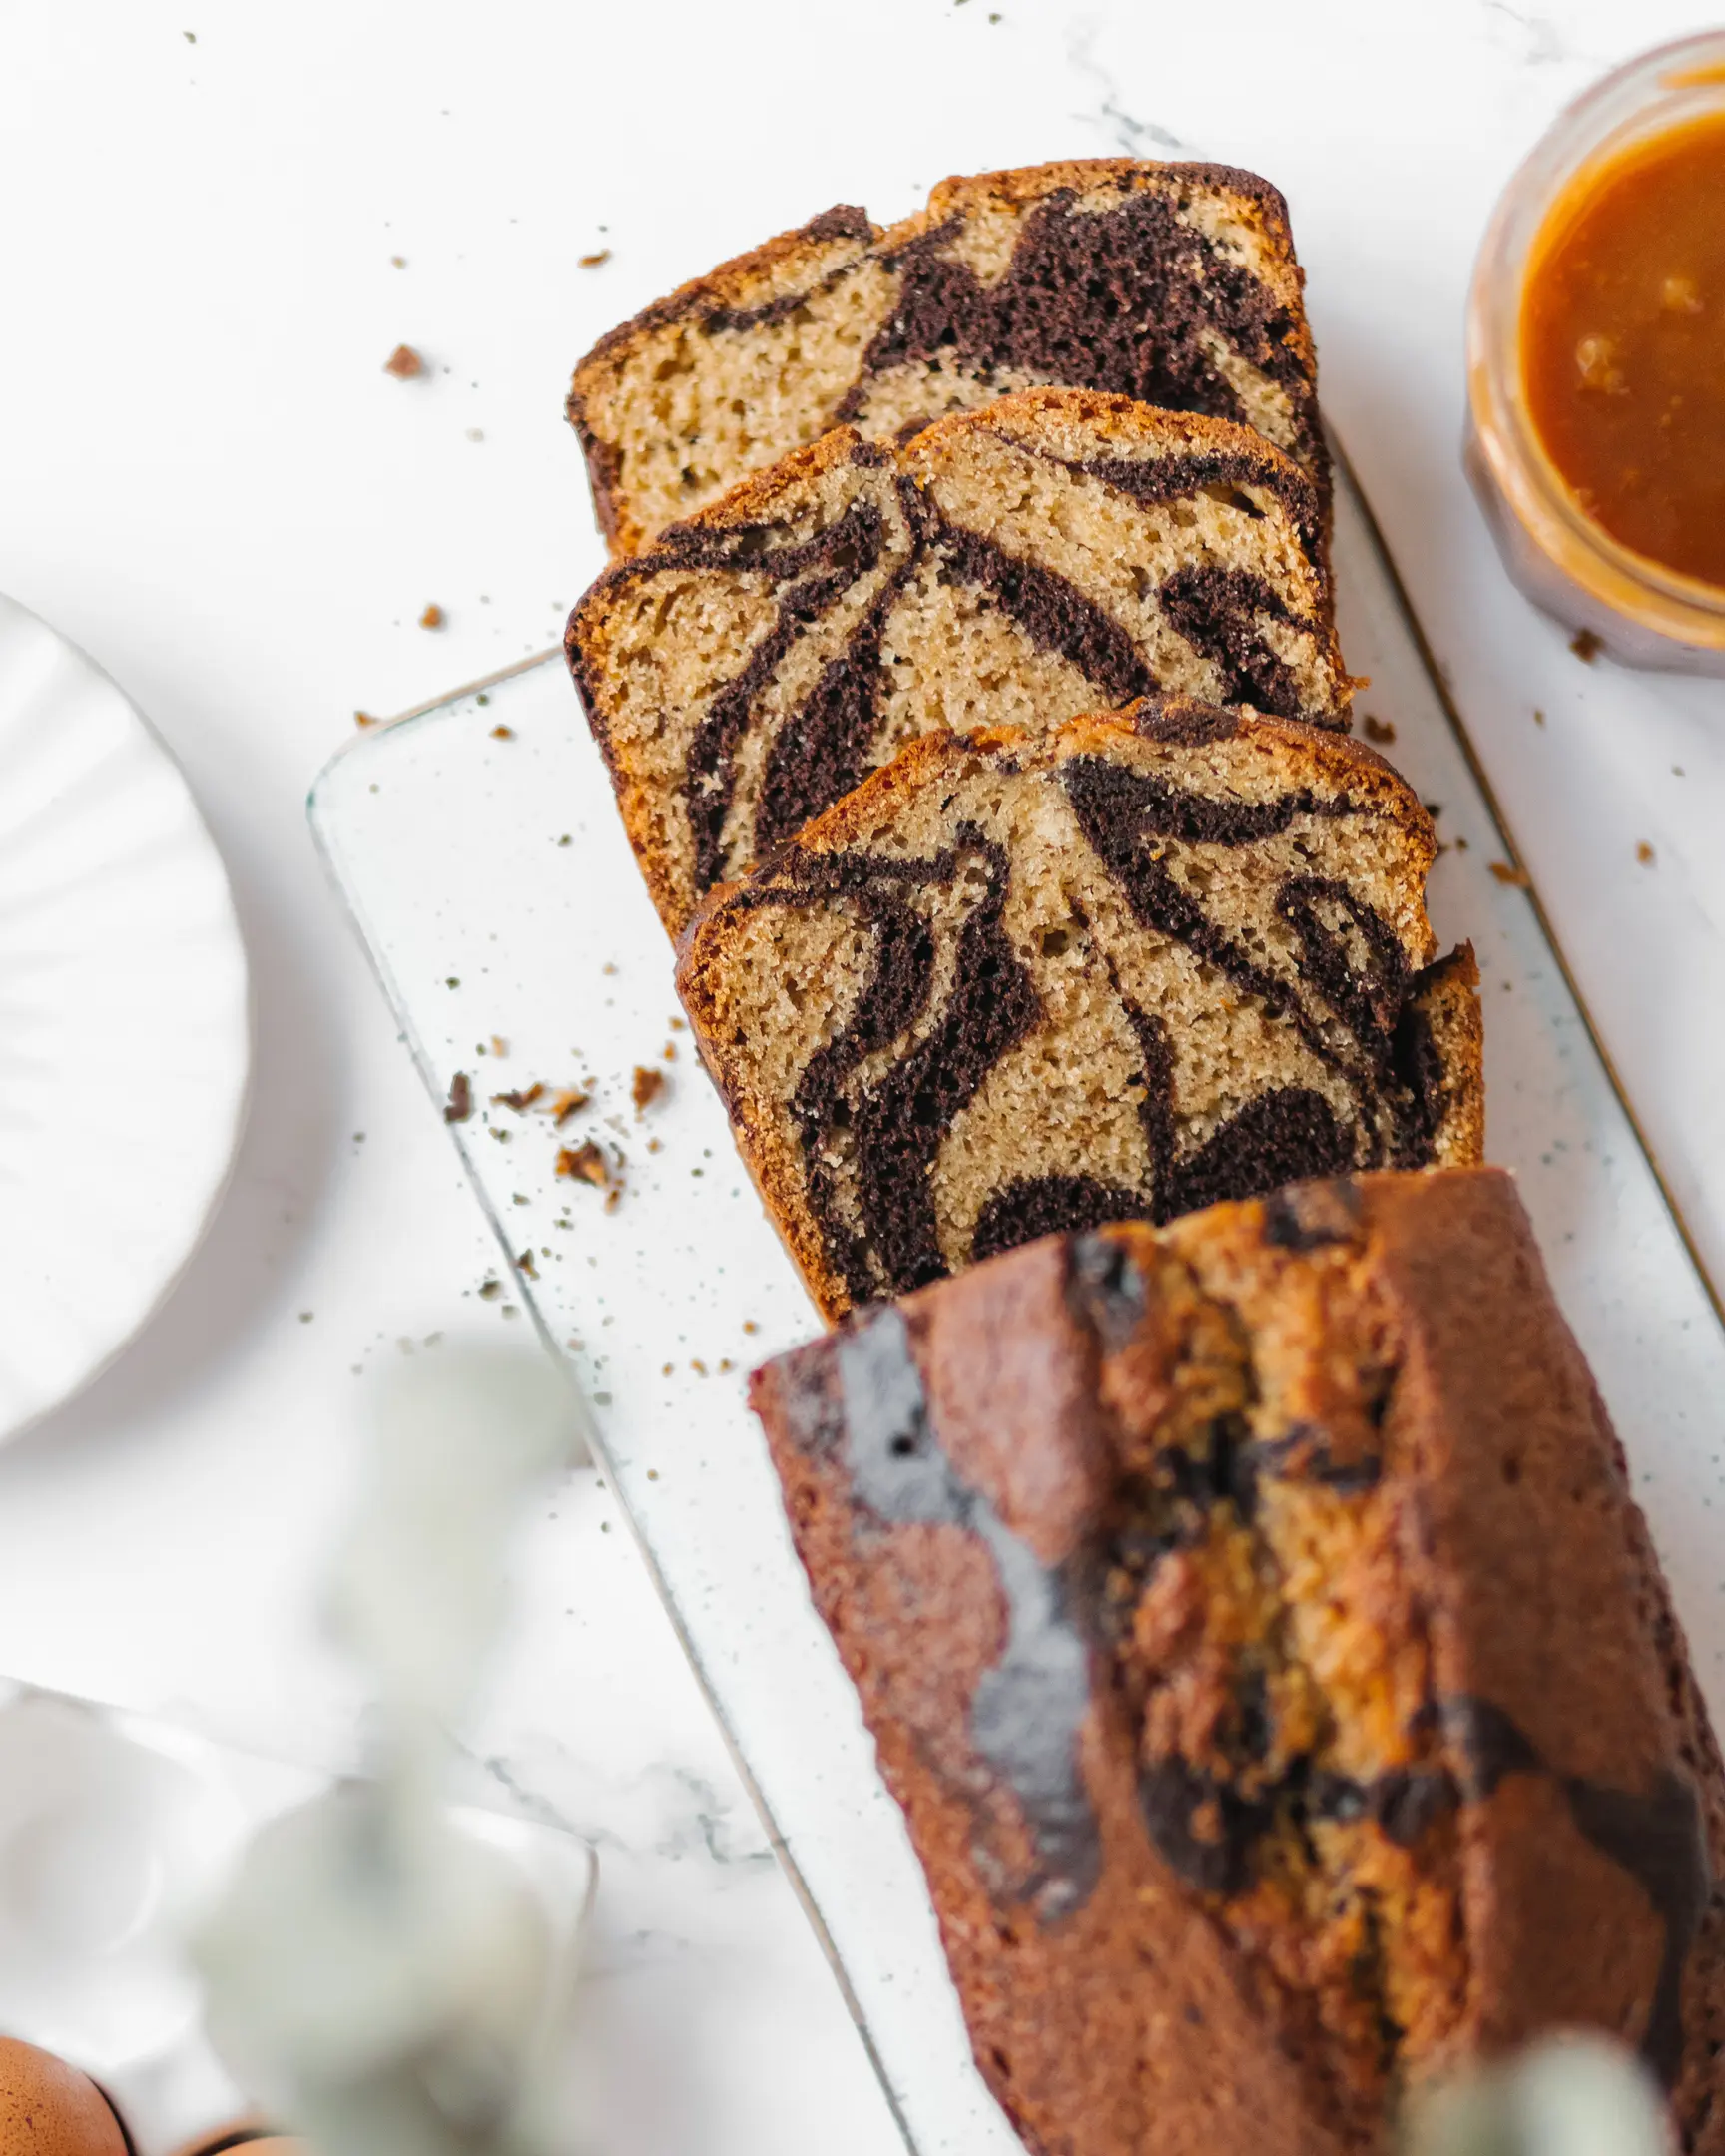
[570,163,1329,554]
[760,1206,1711,2090]
[570,419,1343,923]
[691,718,1475,1313]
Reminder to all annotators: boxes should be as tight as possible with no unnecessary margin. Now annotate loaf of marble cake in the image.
[750,1167,1725,2156]
[567,159,1327,557]
[569,388,1348,935]
[677,695,1482,1320]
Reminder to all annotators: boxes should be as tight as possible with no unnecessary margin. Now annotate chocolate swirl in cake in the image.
[570,390,1349,934]
[569,161,1328,559]
[759,1181,1725,2104]
[715,735,1464,1309]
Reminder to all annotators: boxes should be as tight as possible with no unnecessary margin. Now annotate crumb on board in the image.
[556,1141,610,1188]
[742,1321,759,1335]
[478,1277,503,1302]
[491,724,515,741]
[1489,860,1531,887]
[354,710,378,729]
[1533,709,1546,726]
[1637,841,1656,864]
[384,343,423,379]
[1455,835,1469,851]
[1570,629,1603,663]
[1361,715,1396,745]
[669,1015,686,1030]
[550,1086,590,1123]
[518,1250,539,1279]
[1424,802,1442,820]
[662,1361,674,1376]
[719,1357,735,1373]
[691,1359,707,1376]
[579,249,613,269]
[490,1035,509,1057]
[602,962,619,976]
[492,1083,544,1112]
[444,1071,473,1122]
[390,255,406,268]
[631,1065,665,1111]
[662,1041,677,1061]
[646,1137,663,1154]
[419,603,445,629]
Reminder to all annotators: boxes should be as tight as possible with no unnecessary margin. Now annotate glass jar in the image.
[1465,32,1725,674]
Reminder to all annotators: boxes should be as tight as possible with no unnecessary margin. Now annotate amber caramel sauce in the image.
[1521,109,1725,588]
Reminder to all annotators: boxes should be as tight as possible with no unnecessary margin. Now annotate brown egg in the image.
[0,2039,128,2156]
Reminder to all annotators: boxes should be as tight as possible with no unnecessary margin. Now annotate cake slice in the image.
[677,698,1482,1321]
[569,388,1348,934]
[567,159,1327,557]
[750,1167,1725,2156]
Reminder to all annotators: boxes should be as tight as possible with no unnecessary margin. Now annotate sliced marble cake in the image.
[750,1168,1725,2156]
[567,158,1327,557]
[568,387,1348,936]
[677,697,1482,1322]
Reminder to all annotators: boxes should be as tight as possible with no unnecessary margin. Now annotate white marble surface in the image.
[0,4,1722,2151]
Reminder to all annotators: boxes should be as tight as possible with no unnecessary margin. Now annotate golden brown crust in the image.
[750,1167,1725,2152]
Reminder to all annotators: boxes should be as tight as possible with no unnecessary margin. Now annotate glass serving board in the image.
[309,455,1725,2156]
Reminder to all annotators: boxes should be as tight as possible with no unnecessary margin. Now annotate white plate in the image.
[0,593,251,1439]
[309,458,1725,2156]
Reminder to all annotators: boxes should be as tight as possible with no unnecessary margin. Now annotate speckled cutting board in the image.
[310,453,1725,2156]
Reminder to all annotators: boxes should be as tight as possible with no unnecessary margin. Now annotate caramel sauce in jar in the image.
[1466,34,1725,672]
[1521,112,1725,589]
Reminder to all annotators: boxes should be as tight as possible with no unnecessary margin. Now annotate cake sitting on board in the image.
[567,159,1328,557]
[677,697,1482,1321]
[749,1167,1725,2156]
[569,389,1348,935]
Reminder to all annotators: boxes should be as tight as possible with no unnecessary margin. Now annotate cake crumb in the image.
[662,1361,674,1376]
[1488,860,1531,887]
[444,1071,473,1122]
[491,724,515,741]
[557,1141,609,1187]
[517,1250,539,1279]
[492,1083,543,1112]
[1361,715,1396,745]
[742,1321,759,1335]
[390,255,406,269]
[579,249,612,269]
[631,1065,665,1111]
[490,1035,509,1057]
[354,710,378,729]
[691,1359,707,1375]
[299,1311,314,1324]
[646,1137,663,1153]
[602,962,619,976]
[669,1016,686,1030]
[549,1086,590,1124]
[478,1277,503,1301]
[419,603,445,629]
[1533,709,1546,726]
[662,1040,678,1061]
[383,343,423,379]
[1637,841,1656,865]
[719,1357,735,1373]
[1570,628,1603,663]
[1455,835,1469,851]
